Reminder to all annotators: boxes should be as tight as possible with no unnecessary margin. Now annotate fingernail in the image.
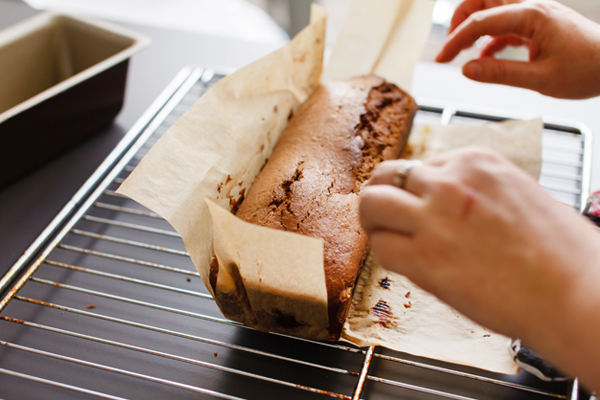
[463,62,481,79]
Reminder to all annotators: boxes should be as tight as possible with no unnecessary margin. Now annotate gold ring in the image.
[393,160,423,189]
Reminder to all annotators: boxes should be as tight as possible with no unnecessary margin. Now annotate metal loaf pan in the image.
[0,12,150,188]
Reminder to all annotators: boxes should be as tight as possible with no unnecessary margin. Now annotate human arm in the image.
[359,147,600,390]
[436,0,600,99]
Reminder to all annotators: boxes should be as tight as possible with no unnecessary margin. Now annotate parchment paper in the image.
[206,199,329,339]
[118,5,330,334]
[406,119,544,179]
[342,257,519,374]
[117,0,529,373]
[323,0,435,90]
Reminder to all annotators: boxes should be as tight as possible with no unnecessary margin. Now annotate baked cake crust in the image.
[236,75,417,339]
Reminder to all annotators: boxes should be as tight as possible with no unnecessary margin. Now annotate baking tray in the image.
[0,12,150,188]
[0,67,592,400]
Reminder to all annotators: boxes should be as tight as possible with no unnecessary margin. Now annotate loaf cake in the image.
[235,74,417,340]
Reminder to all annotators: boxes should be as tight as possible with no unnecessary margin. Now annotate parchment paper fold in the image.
[118,4,330,336]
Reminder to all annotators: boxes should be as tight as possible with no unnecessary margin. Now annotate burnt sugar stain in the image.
[378,276,391,289]
[371,299,393,328]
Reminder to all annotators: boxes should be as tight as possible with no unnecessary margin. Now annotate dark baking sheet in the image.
[0,67,591,400]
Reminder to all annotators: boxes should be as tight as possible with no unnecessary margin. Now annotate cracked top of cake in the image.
[235,75,417,338]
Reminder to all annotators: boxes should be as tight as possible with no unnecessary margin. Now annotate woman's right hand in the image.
[436,0,600,99]
[360,147,600,390]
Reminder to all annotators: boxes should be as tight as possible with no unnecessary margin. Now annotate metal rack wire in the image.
[0,67,592,400]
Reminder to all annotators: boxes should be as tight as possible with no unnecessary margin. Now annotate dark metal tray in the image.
[0,67,592,400]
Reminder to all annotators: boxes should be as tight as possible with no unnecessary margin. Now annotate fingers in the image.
[368,159,446,197]
[369,160,421,193]
[369,230,413,274]
[436,4,534,63]
[369,230,437,294]
[479,34,529,57]
[449,0,525,33]
[462,57,546,91]
[449,0,500,33]
[359,185,423,236]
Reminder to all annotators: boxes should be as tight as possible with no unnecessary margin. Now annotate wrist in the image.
[520,228,600,391]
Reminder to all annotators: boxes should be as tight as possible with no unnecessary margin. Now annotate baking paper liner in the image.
[117,0,540,374]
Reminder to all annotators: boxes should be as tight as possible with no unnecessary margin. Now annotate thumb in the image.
[463,58,544,92]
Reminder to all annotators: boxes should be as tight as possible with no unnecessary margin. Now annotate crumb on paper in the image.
[405,291,411,298]
[378,276,391,289]
[85,304,96,309]
[214,352,218,357]
[483,334,491,338]
[186,277,191,282]
[371,299,393,328]
[403,301,412,309]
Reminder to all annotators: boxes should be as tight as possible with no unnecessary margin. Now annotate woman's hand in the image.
[436,0,600,99]
[360,147,600,388]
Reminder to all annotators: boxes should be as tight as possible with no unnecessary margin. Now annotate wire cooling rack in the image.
[0,67,592,400]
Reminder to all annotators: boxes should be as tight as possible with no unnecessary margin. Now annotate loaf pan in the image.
[0,12,150,188]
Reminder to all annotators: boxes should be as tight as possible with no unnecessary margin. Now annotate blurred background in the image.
[20,0,600,66]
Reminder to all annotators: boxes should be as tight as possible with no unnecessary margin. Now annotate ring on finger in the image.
[393,160,423,189]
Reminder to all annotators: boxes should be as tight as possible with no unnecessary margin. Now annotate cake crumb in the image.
[186,277,191,282]
[378,276,391,289]
[85,304,96,309]
[483,334,491,338]
[214,352,218,357]
[403,301,412,309]
[371,300,393,328]
[405,291,411,298]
